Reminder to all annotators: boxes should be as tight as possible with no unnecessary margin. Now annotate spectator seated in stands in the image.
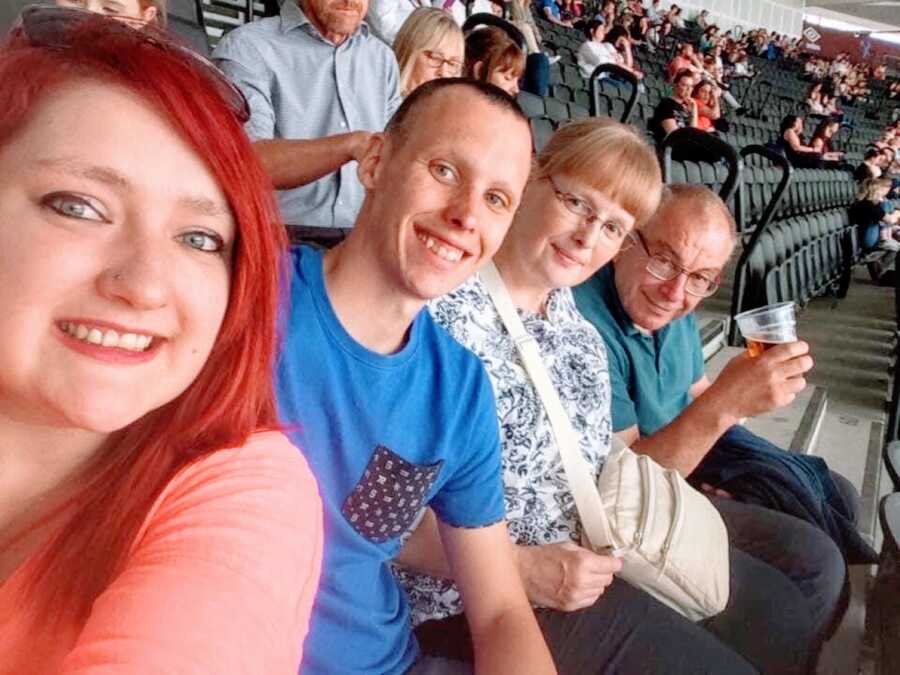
[698,25,719,53]
[666,42,703,81]
[55,0,165,24]
[666,3,684,28]
[540,0,573,28]
[851,178,900,253]
[820,92,842,121]
[365,0,418,45]
[0,10,322,671]
[393,8,463,98]
[574,185,866,663]
[629,14,655,50]
[776,114,826,169]
[696,8,710,29]
[397,118,818,675]
[603,20,643,80]
[575,17,640,83]
[645,0,663,23]
[649,68,698,145]
[213,0,402,244]
[463,25,525,96]
[508,0,547,56]
[855,148,885,182]
[806,82,827,116]
[692,79,726,133]
[276,78,556,675]
[810,118,847,169]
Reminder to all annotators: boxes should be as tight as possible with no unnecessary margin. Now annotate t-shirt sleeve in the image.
[60,433,323,675]
[429,367,505,529]
[213,33,276,141]
[655,98,679,121]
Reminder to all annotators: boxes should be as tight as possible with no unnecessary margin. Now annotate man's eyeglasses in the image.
[626,230,720,297]
[15,4,251,124]
[422,50,463,75]
[546,176,631,246]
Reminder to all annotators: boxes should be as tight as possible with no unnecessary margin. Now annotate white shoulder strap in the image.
[479,262,615,550]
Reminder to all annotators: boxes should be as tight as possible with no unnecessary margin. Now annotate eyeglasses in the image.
[546,176,632,246]
[626,230,720,297]
[15,5,251,124]
[421,50,463,76]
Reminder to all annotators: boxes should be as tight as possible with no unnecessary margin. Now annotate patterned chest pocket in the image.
[342,445,443,544]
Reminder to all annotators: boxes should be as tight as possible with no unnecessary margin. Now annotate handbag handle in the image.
[480,262,617,551]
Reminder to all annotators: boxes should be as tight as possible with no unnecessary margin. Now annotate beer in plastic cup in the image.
[734,302,797,358]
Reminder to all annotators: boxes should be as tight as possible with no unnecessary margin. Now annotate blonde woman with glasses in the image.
[393,7,464,98]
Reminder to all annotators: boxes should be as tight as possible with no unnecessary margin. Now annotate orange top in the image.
[0,431,323,675]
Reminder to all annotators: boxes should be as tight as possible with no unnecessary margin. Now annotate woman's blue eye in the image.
[44,193,106,222]
[180,231,223,253]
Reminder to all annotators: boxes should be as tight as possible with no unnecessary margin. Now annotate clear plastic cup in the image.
[734,302,797,357]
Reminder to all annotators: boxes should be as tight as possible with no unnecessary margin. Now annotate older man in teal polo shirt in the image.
[573,184,852,656]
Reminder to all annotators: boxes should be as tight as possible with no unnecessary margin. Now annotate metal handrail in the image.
[588,63,639,124]
[727,144,793,345]
[659,127,743,202]
[462,13,525,49]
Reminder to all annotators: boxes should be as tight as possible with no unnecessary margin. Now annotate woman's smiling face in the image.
[0,79,233,433]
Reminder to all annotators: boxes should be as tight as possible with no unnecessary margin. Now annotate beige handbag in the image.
[481,262,730,621]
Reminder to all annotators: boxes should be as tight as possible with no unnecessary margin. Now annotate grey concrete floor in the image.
[795,270,895,675]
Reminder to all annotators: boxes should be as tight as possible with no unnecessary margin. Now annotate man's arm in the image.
[440,521,558,675]
[620,342,814,475]
[253,133,372,191]
[215,40,373,192]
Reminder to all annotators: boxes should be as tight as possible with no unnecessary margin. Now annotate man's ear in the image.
[357,132,387,190]
[141,4,159,23]
[472,61,484,80]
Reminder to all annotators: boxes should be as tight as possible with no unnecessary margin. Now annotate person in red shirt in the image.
[0,8,322,673]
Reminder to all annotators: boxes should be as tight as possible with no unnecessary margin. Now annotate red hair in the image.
[0,18,287,624]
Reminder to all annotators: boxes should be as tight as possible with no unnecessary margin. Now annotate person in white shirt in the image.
[367,0,424,45]
[576,17,622,80]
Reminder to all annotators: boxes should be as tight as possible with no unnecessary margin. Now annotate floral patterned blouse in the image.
[394,272,613,625]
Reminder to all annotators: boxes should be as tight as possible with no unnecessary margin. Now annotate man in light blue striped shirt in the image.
[214,0,402,232]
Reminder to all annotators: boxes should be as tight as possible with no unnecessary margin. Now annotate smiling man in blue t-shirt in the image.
[276,79,556,675]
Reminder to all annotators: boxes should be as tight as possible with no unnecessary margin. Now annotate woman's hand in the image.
[516,542,622,611]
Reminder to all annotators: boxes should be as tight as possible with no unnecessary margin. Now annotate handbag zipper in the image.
[659,469,685,573]
[633,454,654,549]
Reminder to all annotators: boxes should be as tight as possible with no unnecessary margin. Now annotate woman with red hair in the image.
[0,7,322,673]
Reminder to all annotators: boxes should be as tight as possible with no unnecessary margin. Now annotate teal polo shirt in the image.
[573,265,704,436]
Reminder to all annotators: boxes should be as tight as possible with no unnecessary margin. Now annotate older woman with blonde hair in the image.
[393,7,464,98]
[395,117,817,675]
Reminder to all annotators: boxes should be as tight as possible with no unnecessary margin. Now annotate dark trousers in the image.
[712,495,848,658]
[416,545,815,675]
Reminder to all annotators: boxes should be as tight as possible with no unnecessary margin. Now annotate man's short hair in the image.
[865,148,880,161]
[652,183,737,247]
[672,68,695,84]
[384,77,529,146]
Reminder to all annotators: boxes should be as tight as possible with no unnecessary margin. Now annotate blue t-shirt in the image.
[540,0,561,20]
[276,247,506,675]
[572,265,704,436]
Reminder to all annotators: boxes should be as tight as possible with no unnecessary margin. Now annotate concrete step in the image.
[698,315,727,363]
